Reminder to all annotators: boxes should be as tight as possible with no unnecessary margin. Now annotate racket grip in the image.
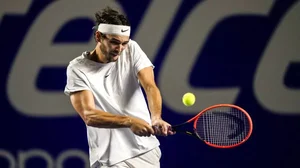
[170,123,185,131]
[170,125,180,132]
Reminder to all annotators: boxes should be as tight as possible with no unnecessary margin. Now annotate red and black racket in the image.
[172,104,253,148]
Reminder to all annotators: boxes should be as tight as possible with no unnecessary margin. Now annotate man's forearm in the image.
[145,85,162,120]
[84,109,132,128]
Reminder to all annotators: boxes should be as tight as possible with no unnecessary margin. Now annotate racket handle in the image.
[171,122,186,131]
[170,126,177,132]
[153,125,174,131]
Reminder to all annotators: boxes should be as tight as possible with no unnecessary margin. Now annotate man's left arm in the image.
[137,66,174,136]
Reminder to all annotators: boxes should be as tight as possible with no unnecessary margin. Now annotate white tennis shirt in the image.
[64,40,160,166]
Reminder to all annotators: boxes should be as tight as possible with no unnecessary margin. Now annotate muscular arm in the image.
[70,90,131,128]
[138,67,175,136]
[137,67,162,120]
[70,90,154,136]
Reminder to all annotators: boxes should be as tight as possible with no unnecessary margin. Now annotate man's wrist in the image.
[151,116,162,121]
[123,116,132,127]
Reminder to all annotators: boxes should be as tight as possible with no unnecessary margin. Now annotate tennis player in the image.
[64,6,174,168]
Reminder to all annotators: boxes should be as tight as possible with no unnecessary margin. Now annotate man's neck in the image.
[89,47,106,63]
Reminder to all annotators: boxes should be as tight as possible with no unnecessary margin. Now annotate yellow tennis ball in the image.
[182,92,196,106]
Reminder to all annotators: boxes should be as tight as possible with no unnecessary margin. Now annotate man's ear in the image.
[95,31,101,42]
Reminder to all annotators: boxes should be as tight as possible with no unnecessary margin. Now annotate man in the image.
[64,6,174,168]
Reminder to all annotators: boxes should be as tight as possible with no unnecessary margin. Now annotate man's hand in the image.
[151,118,176,136]
[128,117,155,137]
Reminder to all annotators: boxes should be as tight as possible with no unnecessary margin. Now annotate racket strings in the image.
[196,107,250,146]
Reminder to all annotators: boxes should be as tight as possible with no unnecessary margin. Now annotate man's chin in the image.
[110,55,120,62]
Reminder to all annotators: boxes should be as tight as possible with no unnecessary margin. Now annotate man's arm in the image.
[70,90,154,136]
[138,67,174,136]
[137,67,162,120]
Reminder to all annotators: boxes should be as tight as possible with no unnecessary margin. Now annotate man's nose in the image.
[117,44,125,52]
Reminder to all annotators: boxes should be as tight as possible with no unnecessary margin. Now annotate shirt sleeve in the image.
[64,65,90,96]
[130,40,154,75]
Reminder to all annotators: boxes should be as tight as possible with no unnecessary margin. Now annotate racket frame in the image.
[173,104,253,148]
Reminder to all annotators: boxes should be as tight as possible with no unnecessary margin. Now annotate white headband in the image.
[97,23,130,36]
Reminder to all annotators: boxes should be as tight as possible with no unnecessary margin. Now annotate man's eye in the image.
[110,41,120,45]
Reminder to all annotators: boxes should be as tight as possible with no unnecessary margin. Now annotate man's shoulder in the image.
[128,39,139,49]
[67,53,86,68]
[127,39,144,56]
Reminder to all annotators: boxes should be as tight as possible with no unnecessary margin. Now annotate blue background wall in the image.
[0,0,299,167]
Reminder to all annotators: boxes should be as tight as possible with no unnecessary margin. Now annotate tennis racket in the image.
[172,104,253,148]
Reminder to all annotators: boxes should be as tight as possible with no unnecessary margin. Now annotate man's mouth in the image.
[110,52,119,57]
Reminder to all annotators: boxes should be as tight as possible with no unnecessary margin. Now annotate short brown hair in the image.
[94,6,130,27]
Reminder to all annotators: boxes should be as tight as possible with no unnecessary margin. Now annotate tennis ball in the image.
[182,92,196,106]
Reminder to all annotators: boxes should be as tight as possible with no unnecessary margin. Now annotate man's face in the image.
[100,34,130,62]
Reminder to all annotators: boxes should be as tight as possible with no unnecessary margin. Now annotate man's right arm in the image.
[69,90,154,136]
